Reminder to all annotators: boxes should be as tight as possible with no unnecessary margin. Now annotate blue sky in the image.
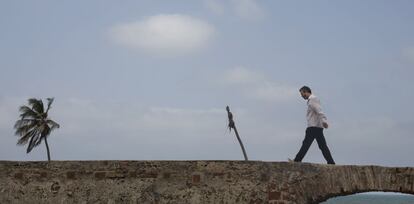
[1,0,413,166]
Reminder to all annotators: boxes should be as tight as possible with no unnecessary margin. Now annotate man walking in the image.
[293,86,335,164]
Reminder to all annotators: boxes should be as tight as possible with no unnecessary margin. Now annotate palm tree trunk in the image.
[233,125,248,161]
[44,137,51,162]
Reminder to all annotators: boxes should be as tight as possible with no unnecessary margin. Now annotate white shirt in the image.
[307,95,328,128]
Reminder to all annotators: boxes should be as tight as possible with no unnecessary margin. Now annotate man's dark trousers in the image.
[294,127,335,164]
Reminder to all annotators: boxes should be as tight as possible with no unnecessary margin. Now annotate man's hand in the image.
[323,122,329,129]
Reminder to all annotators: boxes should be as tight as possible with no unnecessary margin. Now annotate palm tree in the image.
[14,98,60,162]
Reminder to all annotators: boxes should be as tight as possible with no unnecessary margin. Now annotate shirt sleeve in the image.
[308,98,328,123]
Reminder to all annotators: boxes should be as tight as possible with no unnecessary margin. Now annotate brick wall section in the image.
[0,161,413,204]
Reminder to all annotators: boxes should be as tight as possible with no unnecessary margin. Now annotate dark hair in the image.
[299,86,312,93]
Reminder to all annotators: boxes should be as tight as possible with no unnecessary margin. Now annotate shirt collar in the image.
[307,94,315,104]
[308,94,315,100]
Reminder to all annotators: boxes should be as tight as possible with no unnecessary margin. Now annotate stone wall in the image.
[0,161,413,204]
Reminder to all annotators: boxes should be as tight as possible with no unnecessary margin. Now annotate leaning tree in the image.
[14,98,60,161]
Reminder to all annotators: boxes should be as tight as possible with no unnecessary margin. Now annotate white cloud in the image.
[224,67,297,102]
[230,0,265,21]
[109,14,215,56]
[403,47,414,64]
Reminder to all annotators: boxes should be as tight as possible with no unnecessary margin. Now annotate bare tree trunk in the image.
[44,137,51,162]
[226,106,249,161]
[233,125,249,161]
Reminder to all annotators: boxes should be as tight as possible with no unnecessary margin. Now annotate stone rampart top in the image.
[1,160,413,204]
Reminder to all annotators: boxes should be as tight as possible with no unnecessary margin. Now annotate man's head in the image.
[299,86,312,100]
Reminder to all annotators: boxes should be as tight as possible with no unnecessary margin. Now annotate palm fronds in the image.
[46,98,54,113]
[14,98,60,161]
[28,98,44,114]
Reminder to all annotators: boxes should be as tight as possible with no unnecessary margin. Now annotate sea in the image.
[321,193,414,204]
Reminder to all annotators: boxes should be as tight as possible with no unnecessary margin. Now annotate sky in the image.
[0,0,413,167]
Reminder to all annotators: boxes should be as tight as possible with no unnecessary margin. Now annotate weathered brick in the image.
[40,172,48,178]
[139,172,158,179]
[268,183,277,190]
[260,173,269,182]
[129,171,137,178]
[94,171,106,179]
[249,198,263,204]
[225,173,232,182]
[14,172,23,180]
[66,171,76,180]
[163,172,171,179]
[106,171,125,179]
[268,191,281,200]
[281,183,289,190]
[192,174,201,184]
[281,192,291,200]
[212,172,225,177]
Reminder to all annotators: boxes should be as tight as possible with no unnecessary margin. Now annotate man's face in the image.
[300,90,309,100]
